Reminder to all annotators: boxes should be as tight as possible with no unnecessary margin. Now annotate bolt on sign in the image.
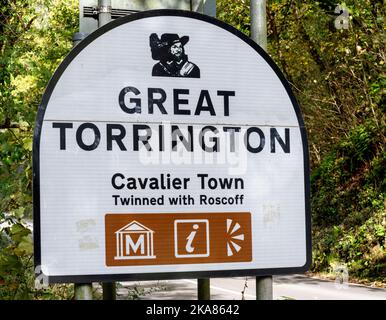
[33,10,311,283]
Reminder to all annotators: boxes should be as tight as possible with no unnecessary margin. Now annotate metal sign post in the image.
[74,283,93,300]
[97,0,116,300]
[250,0,273,300]
[250,0,267,51]
[198,278,210,300]
[97,0,112,27]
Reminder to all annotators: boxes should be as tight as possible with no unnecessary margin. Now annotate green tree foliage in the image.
[0,0,77,299]
[218,0,385,281]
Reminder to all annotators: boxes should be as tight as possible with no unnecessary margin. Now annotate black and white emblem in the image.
[150,33,200,78]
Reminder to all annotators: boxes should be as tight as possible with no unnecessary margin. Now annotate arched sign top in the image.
[34,10,311,284]
[36,9,306,129]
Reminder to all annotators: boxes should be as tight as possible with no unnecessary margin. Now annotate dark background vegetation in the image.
[0,0,384,299]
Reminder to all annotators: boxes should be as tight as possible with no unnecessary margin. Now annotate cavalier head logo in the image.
[150,33,200,78]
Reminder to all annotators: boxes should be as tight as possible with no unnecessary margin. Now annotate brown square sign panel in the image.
[105,212,252,266]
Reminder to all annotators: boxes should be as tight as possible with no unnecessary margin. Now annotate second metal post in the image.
[250,0,273,300]
[250,0,267,51]
[197,278,210,300]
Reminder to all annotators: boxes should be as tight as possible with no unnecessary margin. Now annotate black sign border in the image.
[33,9,312,284]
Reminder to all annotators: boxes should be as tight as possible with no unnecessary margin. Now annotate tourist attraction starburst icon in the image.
[226,219,245,257]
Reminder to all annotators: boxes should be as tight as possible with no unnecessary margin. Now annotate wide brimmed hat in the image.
[160,33,189,47]
[150,33,190,60]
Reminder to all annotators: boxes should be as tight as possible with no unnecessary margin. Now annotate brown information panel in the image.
[105,212,252,266]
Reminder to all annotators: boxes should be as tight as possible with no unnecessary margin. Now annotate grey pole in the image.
[250,0,272,300]
[250,0,267,51]
[102,282,116,300]
[197,278,210,300]
[255,276,273,300]
[74,283,93,300]
[97,0,117,300]
[98,0,112,28]
[196,1,213,301]
[194,0,218,301]
[72,27,93,300]
[201,0,217,17]
[72,32,88,47]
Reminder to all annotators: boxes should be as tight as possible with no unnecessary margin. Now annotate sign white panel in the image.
[34,10,311,283]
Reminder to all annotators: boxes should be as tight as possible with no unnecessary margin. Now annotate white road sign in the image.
[34,10,311,283]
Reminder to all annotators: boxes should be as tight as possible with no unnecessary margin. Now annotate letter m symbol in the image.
[125,234,145,255]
